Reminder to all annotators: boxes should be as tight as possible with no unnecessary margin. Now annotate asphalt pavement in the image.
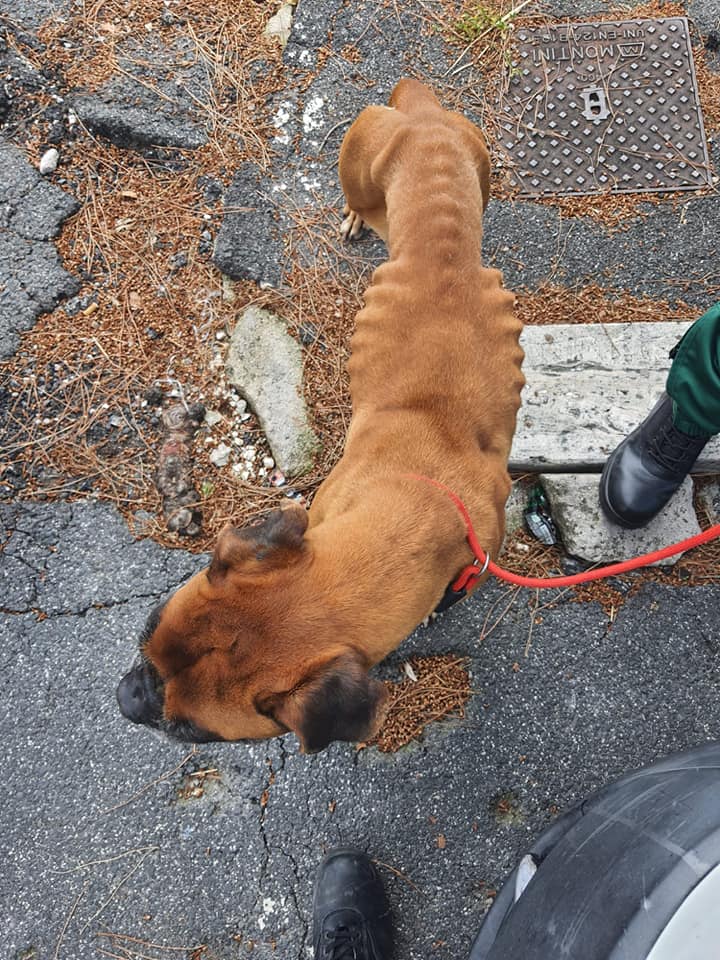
[2,500,720,959]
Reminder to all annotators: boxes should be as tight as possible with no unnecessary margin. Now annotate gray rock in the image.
[204,409,224,427]
[511,322,720,473]
[213,162,285,286]
[62,291,98,316]
[540,0,617,14]
[0,140,79,358]
[1,140,78,241]
[540,473,701,566]
[226,305,320,476]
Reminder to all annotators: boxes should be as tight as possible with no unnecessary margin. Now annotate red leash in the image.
[408,474,720,591]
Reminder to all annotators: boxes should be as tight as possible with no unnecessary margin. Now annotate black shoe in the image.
[599,392,710,529]
[313,848,392,960]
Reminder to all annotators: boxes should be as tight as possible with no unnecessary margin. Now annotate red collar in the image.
[406,474,720,597]
[403,473,490,604]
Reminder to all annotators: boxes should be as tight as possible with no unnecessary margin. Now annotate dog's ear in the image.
[208,503,308,584]
[257,651,389,753]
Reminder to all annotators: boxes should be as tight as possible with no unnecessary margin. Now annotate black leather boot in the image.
[313,848,392,960]
[599,393,710,529]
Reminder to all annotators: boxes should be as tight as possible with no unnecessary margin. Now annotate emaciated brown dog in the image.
[117,79,525,752]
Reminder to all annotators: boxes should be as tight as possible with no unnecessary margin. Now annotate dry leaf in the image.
[264,4,294,48]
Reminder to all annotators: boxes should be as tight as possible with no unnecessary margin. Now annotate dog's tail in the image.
[388,78,442,115]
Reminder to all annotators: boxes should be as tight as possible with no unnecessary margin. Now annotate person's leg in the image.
[312,848,392,959]
[599,304,719,529]
[667,301,720,436]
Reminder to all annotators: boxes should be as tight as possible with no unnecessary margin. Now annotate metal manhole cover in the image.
[498,17,713,197]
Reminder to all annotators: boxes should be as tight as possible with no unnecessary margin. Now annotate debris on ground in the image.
[365,656,472,753]
[155,402,205,536]
[524,484,557,546]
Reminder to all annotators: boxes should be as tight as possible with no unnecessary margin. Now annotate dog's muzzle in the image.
[116,659,163,727]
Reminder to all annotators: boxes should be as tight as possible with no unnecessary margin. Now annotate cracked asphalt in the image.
[0,141,79,359]
[2,500,720,959]
[1,0,719,958]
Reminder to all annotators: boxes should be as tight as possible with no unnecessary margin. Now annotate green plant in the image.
[504,47,522,78]
[454,4,512,41]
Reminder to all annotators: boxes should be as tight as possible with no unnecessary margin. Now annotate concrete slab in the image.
[511,321,720,472]
[540,473,700,565]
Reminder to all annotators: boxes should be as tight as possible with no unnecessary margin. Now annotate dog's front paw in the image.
[340,205,365,242]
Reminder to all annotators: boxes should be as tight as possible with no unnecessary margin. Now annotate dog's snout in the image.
[116,664,162,726]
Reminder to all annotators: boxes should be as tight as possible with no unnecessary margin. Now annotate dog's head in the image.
[116,503,389,752]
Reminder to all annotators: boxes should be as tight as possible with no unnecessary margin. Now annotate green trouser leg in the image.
[666,301,720,437]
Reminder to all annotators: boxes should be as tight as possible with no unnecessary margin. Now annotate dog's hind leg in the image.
[338,105,404,244]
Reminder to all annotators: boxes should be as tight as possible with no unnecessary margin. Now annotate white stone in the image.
[226,306,320,476]
[511,322,720,473]
[39,148,59,175]
[209,443,231,468]
[540,473,701,566]
[204,410,223,427]
[262,456,275,469]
